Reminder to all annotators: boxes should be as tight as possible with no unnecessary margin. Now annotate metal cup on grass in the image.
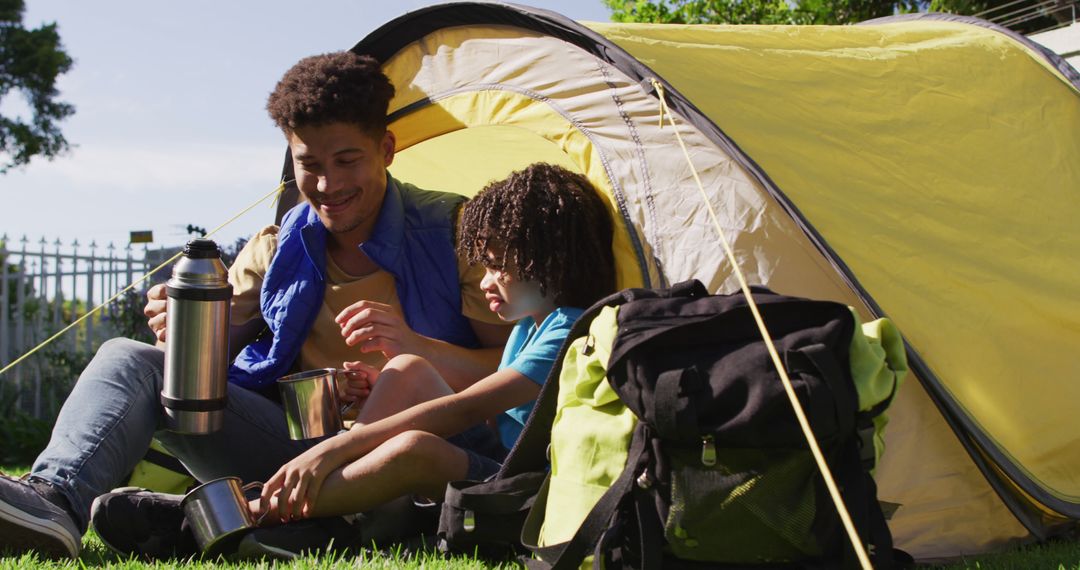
[182,477,263,557]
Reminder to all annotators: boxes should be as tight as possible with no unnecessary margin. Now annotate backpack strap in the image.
[521,423,650,570]
[855,374,900,470]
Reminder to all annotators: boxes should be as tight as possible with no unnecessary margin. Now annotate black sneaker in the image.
[0,473,82,559]
[89,487,197,560]
[234,516,363,560]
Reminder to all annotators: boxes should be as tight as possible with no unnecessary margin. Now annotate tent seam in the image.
[596,60,667,288]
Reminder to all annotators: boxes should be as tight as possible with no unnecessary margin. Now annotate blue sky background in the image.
[1,1,613,253]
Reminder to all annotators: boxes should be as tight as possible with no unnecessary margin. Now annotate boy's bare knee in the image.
[376,431,467,494]
[382,430,442,459]
[384,354,436,375]
[378,355,451,399]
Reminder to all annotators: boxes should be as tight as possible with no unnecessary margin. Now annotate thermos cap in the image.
[168,238,231,292]
[183,238,222,259]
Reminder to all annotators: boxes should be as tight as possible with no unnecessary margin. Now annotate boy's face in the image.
[288,122,396,244]
[479,251,553,323]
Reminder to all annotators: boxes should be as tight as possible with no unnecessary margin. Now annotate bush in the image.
[0,408,52,465]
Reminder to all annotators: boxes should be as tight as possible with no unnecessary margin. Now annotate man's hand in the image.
[336,301,423,359]
[144,283,168,343]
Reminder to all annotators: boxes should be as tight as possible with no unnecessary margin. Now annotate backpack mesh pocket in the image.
[664,446,825,563]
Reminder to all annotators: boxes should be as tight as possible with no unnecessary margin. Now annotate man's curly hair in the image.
[266,51,394,134]
[458,163,617,309]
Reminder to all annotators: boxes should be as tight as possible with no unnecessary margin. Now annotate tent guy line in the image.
[0,181,287,378]
[651,76,873,570]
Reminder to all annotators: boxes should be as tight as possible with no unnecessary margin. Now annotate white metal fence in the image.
[0,235,179,419]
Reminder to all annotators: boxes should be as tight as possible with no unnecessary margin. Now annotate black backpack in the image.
[439,280,903,569]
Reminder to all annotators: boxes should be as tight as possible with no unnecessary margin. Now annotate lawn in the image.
[3,462,1079,569]
[2,529,512,569]
[3,534,1080,569]
[3,525,1078,569]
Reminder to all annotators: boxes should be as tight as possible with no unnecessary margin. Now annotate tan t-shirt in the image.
[228,225,503,373]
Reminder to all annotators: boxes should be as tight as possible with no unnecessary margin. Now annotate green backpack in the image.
[438,280,908,569]
[124,439,196,495]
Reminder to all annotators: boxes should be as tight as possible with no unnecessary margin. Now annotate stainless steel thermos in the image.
[161,238,233,434]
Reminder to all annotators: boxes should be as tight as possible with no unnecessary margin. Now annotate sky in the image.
[1,1,613,254]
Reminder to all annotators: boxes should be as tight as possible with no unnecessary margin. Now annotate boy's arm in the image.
[335,301,512,392]
[331,366,534,461]
[258,367,538,520]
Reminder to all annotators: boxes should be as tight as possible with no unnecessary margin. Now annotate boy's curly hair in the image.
[266,51,394,134]
[458,163,617,309]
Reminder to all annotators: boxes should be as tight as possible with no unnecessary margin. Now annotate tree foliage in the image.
[603,0,915,25]
[928,0,1074,34]
[0,0,74,173]
[602,0,1071,30]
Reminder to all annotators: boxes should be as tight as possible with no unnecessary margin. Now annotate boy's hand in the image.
[338,361,380,405]
[257,441,344,524]
[336,301,423,359]
[144,283,168,343]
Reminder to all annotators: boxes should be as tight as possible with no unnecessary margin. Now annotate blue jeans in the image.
[31,338,317,532]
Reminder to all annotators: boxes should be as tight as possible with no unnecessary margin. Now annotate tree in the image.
[602,0,1067,29]
[602,0,912,25]
[607,0,801,24]
[0,0,74,173]
[929,0,1074,34]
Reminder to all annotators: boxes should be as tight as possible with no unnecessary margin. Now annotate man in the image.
[0,51,511,560]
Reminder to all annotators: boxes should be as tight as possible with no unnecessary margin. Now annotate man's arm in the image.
[335,302,512,392]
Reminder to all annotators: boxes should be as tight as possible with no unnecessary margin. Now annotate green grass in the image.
[4,463,1079,569]
[5,529,1079,570]
[925,539,1080,570]
[2,533,1080,570]
[1,530,517,569]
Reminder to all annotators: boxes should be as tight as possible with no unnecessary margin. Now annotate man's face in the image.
[288,122,396,243]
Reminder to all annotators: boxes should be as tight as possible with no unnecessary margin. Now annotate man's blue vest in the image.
[228,176,476,390]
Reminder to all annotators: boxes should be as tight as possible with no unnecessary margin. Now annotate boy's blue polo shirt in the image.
[496,306,583,450]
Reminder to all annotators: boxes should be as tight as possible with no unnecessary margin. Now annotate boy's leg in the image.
[354,355,453,426]
[262,431,471,521]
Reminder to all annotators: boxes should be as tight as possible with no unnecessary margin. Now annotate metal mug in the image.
[181,477,263,557]
[277,368,358,440]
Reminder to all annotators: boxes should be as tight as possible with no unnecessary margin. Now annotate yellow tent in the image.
[275,3,1080,560]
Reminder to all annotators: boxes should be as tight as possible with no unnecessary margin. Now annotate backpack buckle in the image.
[636,469,653,489]
[582,335,596,356]
[701,435,717,466]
